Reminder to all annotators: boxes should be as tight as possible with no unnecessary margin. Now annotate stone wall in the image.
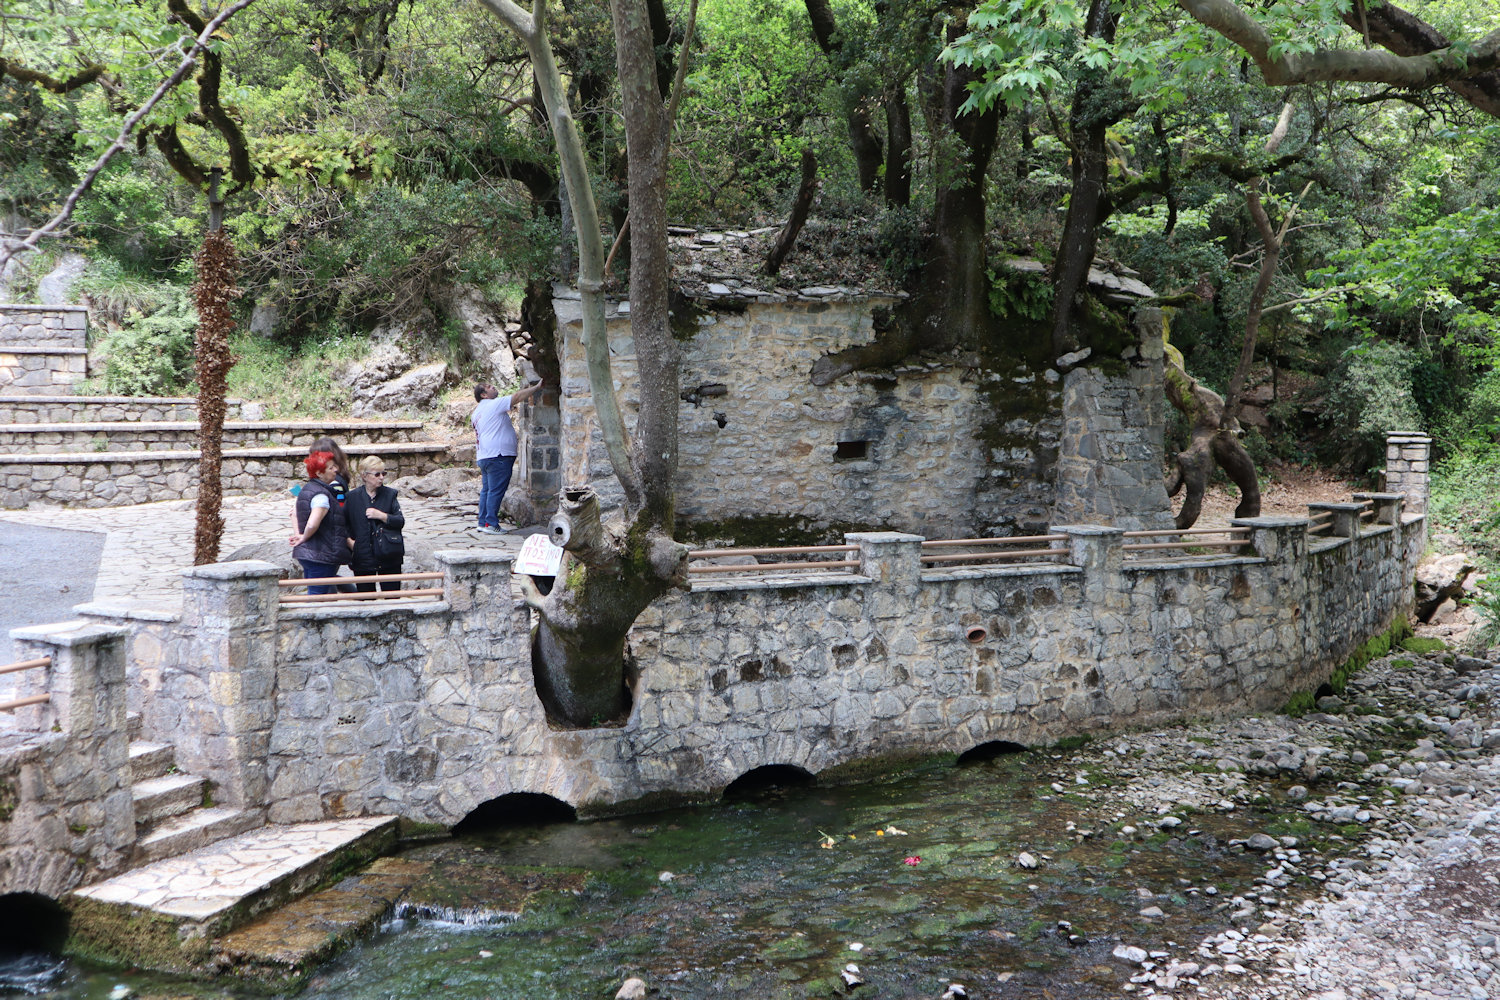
[0,420,426,455]
[0,623,135,898]
[555,290,1099,537]
[0,444,448,509]
[80,499,1421,827]
[0,396,245,424]
[0,304,89,393]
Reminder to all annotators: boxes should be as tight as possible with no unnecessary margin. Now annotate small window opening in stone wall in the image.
[834,440,869,460]
[0,892,69,958]
[956,741,1029,765]
[451,792,577,836]
[722,764,815,801]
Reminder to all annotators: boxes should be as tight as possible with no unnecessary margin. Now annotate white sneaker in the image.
[476,525,505,536]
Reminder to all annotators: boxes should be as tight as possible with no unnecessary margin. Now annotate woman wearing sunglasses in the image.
[347,455,406,592]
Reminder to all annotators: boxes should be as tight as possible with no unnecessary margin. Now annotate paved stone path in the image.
[0,490,535,612]
[72,816,395,922]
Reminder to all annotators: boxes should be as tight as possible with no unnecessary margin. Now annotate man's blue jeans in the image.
[478,454,515,527]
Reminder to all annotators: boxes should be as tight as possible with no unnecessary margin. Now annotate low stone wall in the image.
[0,443,449,508]
[0,420,427,455]
[79,499,1421,827]
[0,395,245,424]
[0,623,135,898]
[0,304,89,393]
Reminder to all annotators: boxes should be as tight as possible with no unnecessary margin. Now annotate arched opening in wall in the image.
[957,741,1029,765]
[722,764,815,802]
[451,792,577,837]
[0,892,68,991]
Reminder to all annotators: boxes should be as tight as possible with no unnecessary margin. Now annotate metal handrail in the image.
[0,656,51,676]
[687,544,858,558]
[0,655,51,712]
[920,535,1067,548]
[688,559,860,575]
[277,572,443,587]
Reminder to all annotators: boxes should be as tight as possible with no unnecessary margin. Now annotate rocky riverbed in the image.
[1064,634,1500,1000]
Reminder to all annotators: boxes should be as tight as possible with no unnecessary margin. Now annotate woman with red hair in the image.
[289,450,351,594]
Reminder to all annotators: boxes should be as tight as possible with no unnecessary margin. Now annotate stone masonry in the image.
[1383,432,1431,516]
[555,289,1096,537]
[0,622,136,897]
[66,494,1421,829]
[0,304,89,392]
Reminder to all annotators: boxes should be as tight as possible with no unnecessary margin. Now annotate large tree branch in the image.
[0,0,257,272]
[477,0,644,509]
[1177,0,1500,116]
[0,57,104,92]
[1341,2,1500,118]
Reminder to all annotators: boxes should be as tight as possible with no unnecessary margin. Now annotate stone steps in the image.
[132,772,207,827]
[66,816,399,973]
[128,741,175,782]
[135,806,263,865]
[0,419,427,454]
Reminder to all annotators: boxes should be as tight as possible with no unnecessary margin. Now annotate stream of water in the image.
[5,747,1284,1000]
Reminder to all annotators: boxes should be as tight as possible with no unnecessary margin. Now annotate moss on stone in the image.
[0,775,16,822]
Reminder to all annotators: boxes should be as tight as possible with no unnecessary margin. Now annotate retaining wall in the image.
[0,623,136,898]
[0,304,89,392]
[0,420,427,455]
[0,396,245,424]
[0,443,448,508]
[76,500,1421,827]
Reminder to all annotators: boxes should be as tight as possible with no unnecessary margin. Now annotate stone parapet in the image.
[0,304,89,392]
[0,420,427,454]
[1,621,135,896]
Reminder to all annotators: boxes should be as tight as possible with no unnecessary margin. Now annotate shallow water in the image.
[7,749,1278,1000]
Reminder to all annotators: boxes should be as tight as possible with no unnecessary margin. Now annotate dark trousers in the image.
[477,454,515,527]
[354,558,404,592]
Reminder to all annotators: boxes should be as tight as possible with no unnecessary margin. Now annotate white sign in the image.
[515,532,565,577]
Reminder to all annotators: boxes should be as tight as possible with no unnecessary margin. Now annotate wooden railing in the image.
[920,535,1068,568]
[1122,527,1251,556]
[1358,499,1378,523]
[277,572,445,606]
[686,544,860,577]
[0,656,51,712]
[1308,511,1337,536]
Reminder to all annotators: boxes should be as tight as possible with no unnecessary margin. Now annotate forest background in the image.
[2,0,1498,557]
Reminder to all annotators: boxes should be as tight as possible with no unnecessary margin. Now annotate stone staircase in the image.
[67,714,399,977]
[127,717,260,864]
[0,394,452,508]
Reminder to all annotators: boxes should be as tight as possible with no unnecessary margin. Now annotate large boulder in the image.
[343,343,413,394]
[393,467,478,498]
[351,361,448,417]
[37,253,87,304]
[1415,552,1476,622]
[439,285,518,384]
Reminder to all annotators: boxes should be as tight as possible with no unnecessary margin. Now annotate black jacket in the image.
[292,478,349,566]
[347,484,405,569]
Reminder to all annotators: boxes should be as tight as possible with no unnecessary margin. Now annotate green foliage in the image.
[988,263,1053,322]
[1319,342,1423,472]
[1399,636,1447,655]
[1429,449,1500,559]
[93,286,198,396]
[1468,588,1500,652]
[224,330,371,418]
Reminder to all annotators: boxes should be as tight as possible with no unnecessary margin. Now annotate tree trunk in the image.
[1049,0,1120,357]
[921,19,1000,349]
[191,177,237,566]
[884,87,912,208]
[481,0,686,727]
[1163,341,1260,528]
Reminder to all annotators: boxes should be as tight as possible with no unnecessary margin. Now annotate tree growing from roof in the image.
[478,0,689,727]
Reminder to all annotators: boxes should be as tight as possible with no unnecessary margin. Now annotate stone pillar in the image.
[1229,515,1308,564]
[1307,502,1365,539]
[176,560,282,810]
[434,549,520,636]
[522,387,563,522]
[844,531,924,585]
[1051,308,1175,531]
[1351,491,1406,526]
[1382,433,1430,515]
[7,621,136,867]
[9,621,130,740]
[1053,525,1124,605]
